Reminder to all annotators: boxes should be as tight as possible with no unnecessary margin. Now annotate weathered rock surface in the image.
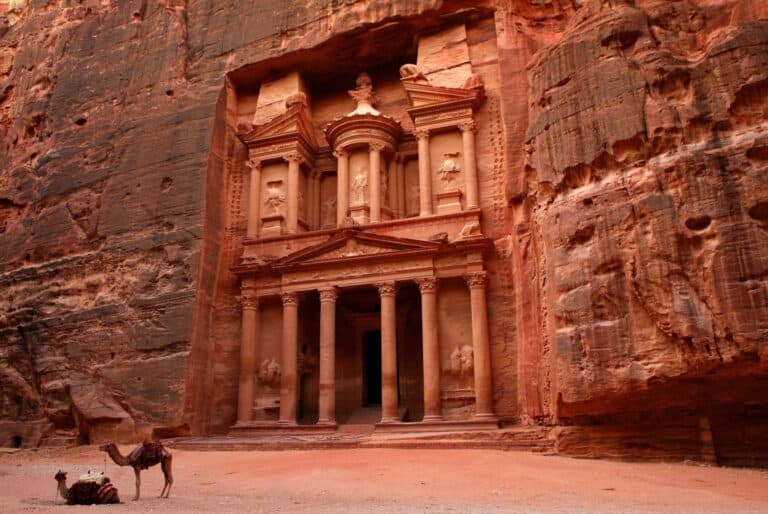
[0,0,765,466]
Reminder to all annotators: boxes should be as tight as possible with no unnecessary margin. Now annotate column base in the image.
[374,418,500,433]
[422,414,444,423]
[473,413,499,422]
[316,419,338,428]
[378,416,401,424]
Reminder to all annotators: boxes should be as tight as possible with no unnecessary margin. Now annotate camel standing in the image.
[99,441,173,500]
[54,470,120,504]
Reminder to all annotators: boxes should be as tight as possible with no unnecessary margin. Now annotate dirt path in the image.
[1,446,767,513]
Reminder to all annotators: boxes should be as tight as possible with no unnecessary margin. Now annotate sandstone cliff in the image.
[0,0,766,465]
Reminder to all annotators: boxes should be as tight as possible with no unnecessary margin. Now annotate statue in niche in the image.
[264,181,286,215]
[350,169,368,206]
[399,63,429,83]
[347,72,380,116]
[461,73,484,90]
[258,358,281,387]
[437,152,461,189]
[450,345,474,378]
[298,188,305,219]
[322,195,337,224]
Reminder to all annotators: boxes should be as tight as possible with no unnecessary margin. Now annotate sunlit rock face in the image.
[0,0,765,465]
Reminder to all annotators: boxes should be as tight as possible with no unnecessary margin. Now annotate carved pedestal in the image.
[261,215,285,237]
[349,205,370,225]
[436,189,463,215]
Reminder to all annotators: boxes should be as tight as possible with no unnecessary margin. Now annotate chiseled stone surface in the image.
[0,0,766,465]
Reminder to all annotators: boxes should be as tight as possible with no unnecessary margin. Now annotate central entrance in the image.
[363,330,382,406]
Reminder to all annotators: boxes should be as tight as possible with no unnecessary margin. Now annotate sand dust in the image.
[1,445,767,513]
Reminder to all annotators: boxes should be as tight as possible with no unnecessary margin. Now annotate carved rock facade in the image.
[0,1,766,465]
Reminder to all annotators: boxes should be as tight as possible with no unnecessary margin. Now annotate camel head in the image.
[98,442,115,452]
[54,470,67,483]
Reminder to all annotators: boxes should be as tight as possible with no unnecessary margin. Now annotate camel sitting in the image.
[99,441,173,500]
[54,470,120,505]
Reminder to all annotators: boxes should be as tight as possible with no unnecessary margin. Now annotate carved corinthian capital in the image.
[332,148,348,160]
[318,287,339,303]
[416,277,437,293]
[464,271,488,290]
[414,128,430,140]
[240,292,259,310]
[281,291,299,306]
[458,120,477,133]
[369,141,386,152]
[283,152,303,165]
[246,158,262,173]
[376,282,397,297]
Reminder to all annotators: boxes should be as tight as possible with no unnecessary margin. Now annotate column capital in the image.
[246,158,262,172]
[458,120,478,133]
[464,271,488,289]
[369,141,386,152]
[332,148,348,159]
[416,277,438,293]
[414,128,430,140]
[375,281,397,297]
[283,152,303,165]
[281,291,299,306]
[240,292,260,310]
[318,287,339,303]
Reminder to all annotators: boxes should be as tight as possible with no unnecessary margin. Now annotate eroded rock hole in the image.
[11,435,22,448]
[746,145,768,161]
[748,201,768,221]
[74,117,87,126]
[568,224,595,246]
[161,176,173,192]
[685,215,711,231]
[165,90,174,97]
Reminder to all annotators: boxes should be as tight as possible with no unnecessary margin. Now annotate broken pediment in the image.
[401,79,484,110]
[238,100,318,152]
[273,230,442,270]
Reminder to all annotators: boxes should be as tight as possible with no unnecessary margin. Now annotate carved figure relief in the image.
[351,169,368,206]
[381,167,389,205]
[347,72,380,116]
[322,195,337,225]
[449,345,474,377]
[258,358,281,387]
[437,152,461,189]
[399,63,429,83]
[264,180,286,216]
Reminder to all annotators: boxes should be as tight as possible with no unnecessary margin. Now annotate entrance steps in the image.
[170,425,555,453]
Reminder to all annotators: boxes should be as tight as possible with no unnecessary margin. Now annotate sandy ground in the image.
[0,446,767,513]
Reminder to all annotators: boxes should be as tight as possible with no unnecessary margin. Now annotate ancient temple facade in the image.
[227,24,503,432]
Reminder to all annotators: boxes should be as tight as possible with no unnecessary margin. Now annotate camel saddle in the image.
[128,440,167,470]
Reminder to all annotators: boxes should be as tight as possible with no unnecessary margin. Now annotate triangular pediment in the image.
[273,229,442,269]
[239,103,318,150]
[401,80,483,109]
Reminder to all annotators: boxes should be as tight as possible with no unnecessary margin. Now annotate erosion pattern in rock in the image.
[0,0,765,465]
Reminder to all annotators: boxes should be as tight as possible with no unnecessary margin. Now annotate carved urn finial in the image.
[347,72,381,116]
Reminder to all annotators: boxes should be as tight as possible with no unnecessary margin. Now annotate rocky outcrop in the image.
[516,0,768,463]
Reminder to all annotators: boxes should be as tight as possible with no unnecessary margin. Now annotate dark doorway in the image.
[363,330,382,405]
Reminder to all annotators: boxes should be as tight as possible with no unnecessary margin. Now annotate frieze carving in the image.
[465,271,488,289]
[307,239,389,262]
[376,282,397,296]
[437,152,461,189]
[416,277,438,293]
[281,291,299,306]
[319,287,339,302]
[264,180,286,215]
[257,357,281,387]
[449,345,474,377]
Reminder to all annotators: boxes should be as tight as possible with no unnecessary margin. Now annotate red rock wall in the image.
[516,0,768,463]
[1,0,766,465]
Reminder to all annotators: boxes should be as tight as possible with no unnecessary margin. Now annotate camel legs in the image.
[133,467,141,501]
[160,455,173,498]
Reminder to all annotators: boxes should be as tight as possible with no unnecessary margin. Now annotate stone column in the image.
[279,292,299,424]
[460,121,479,209]
[415,129,433,216]
[377,282,399,423]
[465,272,495,419]
[418,277,442,421]
[369,142,384,223]
[285,153,301,233]
[318,287,338,425]
[246,159,262,238]
[334,149,349,225]
[236,292,259,424]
